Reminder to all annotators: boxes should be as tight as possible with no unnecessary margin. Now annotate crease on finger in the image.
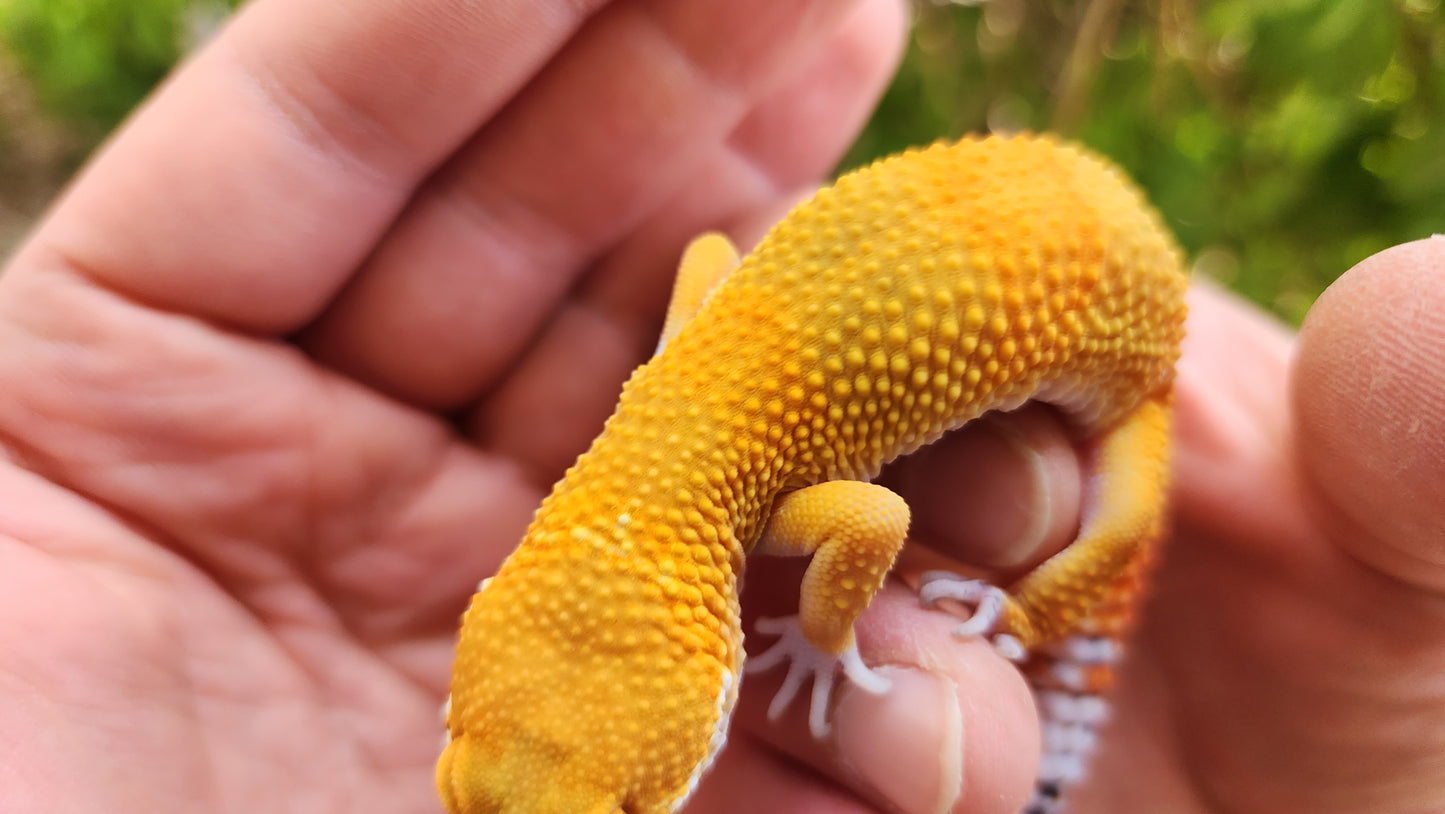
[298,0,872,408]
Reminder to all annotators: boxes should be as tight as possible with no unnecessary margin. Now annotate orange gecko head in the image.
[436,715,627,814]
[437,550,738,814]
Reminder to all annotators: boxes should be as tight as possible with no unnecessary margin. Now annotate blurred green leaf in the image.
[842,0,1445,323]
[0,0,194,138]
[1,0,1441,321]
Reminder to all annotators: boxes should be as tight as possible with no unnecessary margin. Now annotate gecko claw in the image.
[748,615,890,739]
[919,571,1007,635]
[918,572,1026,660]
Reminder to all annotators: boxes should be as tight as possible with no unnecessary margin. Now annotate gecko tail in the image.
[1020,633,1120,814]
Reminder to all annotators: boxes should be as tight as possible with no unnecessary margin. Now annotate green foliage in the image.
[1,0,1440,319]
[845,0,1445,322]
[0,0,235,140]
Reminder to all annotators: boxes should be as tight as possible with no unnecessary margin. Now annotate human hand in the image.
[845,239,1445,814]
[1079,242,1445,813]
[0,0,913,811]
[6,0,1440,811]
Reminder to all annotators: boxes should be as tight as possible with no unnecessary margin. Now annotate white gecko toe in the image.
[747,615,890,739]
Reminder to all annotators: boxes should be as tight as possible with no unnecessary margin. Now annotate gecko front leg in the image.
[746,479,910,738]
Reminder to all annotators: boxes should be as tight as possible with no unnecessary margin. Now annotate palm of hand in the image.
[1,2,909,810]
[0,267,528,810]
[3,1,1444,813]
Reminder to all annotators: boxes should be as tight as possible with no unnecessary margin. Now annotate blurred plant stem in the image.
[2,0,1442,321]
[0,50,78,258]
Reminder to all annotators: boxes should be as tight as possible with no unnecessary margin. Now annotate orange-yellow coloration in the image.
[657,233,740,352]
[755,480,911,654]
[438,134,1187,814]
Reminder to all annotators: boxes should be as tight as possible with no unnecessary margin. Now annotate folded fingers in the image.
[17,0,613,331]
[465,0,908,484]
[301,0,902,408]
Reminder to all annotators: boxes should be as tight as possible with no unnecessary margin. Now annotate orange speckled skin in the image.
[438,134,1187,814]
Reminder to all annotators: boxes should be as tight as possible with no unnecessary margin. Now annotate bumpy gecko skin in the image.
[438,134,1187,814]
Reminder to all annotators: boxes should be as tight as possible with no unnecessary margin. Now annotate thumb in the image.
[1293,235,1445,588]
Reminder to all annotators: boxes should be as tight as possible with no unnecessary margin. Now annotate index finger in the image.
[9,0,611,331]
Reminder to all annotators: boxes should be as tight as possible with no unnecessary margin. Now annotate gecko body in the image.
[438,134,1187,814]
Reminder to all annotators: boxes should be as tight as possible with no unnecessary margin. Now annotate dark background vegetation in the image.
[2,0,1441,321]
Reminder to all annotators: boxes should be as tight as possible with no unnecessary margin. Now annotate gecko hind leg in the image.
[918,574,1029,661]
[917,391,1172,650]
[918,393,1172,813]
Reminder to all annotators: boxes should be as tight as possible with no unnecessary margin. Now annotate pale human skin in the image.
[1,0,1442,812]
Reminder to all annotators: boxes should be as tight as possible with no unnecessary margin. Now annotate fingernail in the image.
[897,409,1079,569]
[834,667,963,814]
[971,419,1054,567]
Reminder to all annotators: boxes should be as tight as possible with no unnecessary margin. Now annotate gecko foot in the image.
[918,572,1027,662]
[746,615,890,739]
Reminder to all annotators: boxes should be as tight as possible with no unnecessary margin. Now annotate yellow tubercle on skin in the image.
[754,480,910,655]
[439,133,1187,813]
